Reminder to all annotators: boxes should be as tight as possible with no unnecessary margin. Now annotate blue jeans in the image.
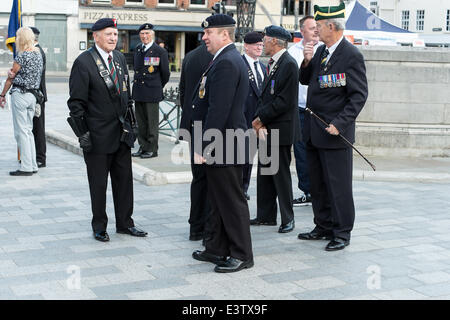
[11,90,37,172]
[293,109,310,195]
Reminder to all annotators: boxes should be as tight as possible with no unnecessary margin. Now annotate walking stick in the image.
[305,108,376,171]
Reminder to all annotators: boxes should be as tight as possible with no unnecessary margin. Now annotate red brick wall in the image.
[145,0,157,8]
[111,0,125,6]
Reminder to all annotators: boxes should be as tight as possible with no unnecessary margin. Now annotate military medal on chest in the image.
[199,76,207,99]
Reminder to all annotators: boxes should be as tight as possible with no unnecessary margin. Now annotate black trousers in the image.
[306,142,354,241]
[83,142,135,233]
[189,163,212,236]
[242,163,252,193]
[32,102,46,164]
[135,101,159,153]
[205,165,253,261]
[256,145,295,225]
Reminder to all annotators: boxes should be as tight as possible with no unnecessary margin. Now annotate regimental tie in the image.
[254,61,263,89]
[108,54,120,94]
[267,58,274,74]
[320,48,329,69]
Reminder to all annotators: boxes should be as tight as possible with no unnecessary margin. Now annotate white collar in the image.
[271,48,286,64]
[327,36,344,56]
[95,44,113,65]
[244,53,259,65]
[213,42,233,60]
[143,41,153,51]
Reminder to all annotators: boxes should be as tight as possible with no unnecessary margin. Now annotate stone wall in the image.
[356,47,450,157]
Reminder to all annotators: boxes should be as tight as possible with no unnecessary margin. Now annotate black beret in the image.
[264,25,292,41]
[138,23,153,32]
[244,31,263,44]
[92,18,117,32]
[201,14,236,29]
[30,27,40,35]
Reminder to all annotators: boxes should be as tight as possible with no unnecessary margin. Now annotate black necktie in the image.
[320,48,329,68]
[254,61,263,89]
[267,58,274,74]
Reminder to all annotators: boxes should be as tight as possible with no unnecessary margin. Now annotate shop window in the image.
[158,0,176,6]
[125,0,144,5]
[282,0,311,16]
[190,0,206,7]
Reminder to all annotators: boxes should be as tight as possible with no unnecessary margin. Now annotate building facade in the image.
[0,0,82,72]
[357,0,450,45]
[1,0,340,72]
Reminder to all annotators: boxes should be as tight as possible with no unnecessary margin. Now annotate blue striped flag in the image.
[6,0,22,56]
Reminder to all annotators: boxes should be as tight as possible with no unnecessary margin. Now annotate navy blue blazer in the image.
[256,50,300,146]
[132,42,170,103]
[191,44,249,166]
[242,55,266,129]
[300,39,368,149]
[68,47,132,154]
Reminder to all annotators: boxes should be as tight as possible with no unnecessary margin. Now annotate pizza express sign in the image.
[79,8,150,25]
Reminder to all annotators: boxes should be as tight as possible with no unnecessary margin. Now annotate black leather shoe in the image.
[192,250,226,264]
[325,238,350,251]
[214,257,254,273]
[250,218,276,226]
[117,227,148,237]
[140,151,158,159]
[244,192,250,200]
[298,229,333,240]
[37,162,46,168]
[94,231,110,242]
[132,147,143,157]
[189,232,203,241]
[9,170,33,176]
[278,220,295,233]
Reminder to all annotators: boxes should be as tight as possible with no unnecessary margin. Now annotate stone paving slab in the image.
[1,80,450,300]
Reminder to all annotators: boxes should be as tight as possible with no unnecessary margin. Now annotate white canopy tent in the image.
[344,1,418,46]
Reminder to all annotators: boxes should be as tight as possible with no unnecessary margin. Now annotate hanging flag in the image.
[6,0,22,56]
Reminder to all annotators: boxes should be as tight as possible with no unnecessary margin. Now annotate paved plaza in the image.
[0,79,449,300]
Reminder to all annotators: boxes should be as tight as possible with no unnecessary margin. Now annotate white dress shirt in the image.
[213,42,234,60]
[244,53,264,88]
[95,44,114,71]
[325,36,344,64]
[142,41,154,52]
[268,48,286,73]
[288,39,320,109]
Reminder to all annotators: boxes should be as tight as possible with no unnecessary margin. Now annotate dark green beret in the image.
[314,2,346,21]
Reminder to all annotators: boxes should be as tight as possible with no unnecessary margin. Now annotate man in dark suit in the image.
[241,31,266,201]
[190,14,253,273]
[178,42,213,242]
[67,18,147,242]
[251,25,300,234]
[297,3,368,251]
[30,27,47,168]
[131,23,170,159]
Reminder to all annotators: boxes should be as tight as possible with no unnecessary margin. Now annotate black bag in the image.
[29,88,45,106]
